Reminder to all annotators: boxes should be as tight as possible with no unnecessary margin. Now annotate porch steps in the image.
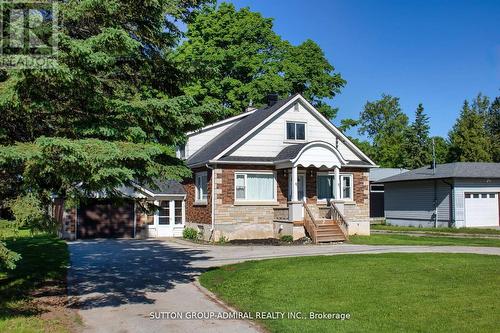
[312,220,346,243]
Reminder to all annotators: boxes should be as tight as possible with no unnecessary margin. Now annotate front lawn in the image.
[0,231,78,333]
[200,253,500,333]
[350,234,500,247]
[372,224,500,235]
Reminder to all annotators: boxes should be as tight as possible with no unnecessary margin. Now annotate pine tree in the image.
[487,97,500,162]
[448,99,492,162]
[405,104,432,168]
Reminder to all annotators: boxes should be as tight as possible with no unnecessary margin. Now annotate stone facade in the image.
[183,164,371,240]
[338,167,370,235]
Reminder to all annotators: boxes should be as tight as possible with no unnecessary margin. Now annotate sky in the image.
[227,0,500,139]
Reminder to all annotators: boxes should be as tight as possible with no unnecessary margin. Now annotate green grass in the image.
[350,234,500,247]
[372,224,500,235]
[0,230,72,333]
[200,253,500,333]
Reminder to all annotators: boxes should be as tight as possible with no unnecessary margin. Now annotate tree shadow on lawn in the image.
[68,239,211,309]
[0,234,69,320]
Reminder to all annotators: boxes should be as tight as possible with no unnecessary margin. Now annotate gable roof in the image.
[378,162,500,183]
[186,94,376,167]
[186,94,298,166]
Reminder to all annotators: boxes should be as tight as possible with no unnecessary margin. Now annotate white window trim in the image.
[195,171,208,205]
[340,174,354,201]
[316,172,354,203]
[284,120,307,143]
[234,171,278,203]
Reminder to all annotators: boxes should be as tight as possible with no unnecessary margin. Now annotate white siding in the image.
[228,102,362,161]
[453,178,500,228]
[186,118,241,158]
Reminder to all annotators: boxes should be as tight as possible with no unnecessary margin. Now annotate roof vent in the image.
[266,93,279,107]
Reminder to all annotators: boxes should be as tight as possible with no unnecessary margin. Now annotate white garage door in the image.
[464,193,499,227]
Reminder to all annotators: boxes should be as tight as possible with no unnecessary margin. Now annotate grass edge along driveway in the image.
[200,253,500,333]
[0,230,79,333]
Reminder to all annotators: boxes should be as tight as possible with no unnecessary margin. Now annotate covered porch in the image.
[272,141,352,242]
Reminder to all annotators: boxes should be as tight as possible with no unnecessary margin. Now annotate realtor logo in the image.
[0,0,59,68]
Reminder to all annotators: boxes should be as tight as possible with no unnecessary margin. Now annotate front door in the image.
[288,174,306,201]
[148,199,185,237]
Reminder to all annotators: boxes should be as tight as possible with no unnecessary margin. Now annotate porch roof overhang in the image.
[274,141,346,169]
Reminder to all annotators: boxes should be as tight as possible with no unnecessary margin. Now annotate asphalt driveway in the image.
[68,239,500,333]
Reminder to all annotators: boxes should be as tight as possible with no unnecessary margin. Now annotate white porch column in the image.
[291,165,298,202]
[334,166,340,200]
[288,165,303,221]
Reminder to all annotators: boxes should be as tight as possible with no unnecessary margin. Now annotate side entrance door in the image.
[148,199,185,237]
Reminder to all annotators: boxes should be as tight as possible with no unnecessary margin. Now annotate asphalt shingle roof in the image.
[139,179,186,195]
[377,162,500,183]
[370,168,409,182]
[186,94,299,166]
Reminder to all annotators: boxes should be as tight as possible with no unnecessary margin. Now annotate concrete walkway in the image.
[68,239,500,333]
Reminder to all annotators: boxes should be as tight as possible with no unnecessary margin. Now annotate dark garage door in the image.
[77,199,134,239]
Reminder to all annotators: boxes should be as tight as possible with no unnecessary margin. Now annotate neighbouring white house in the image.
[378,163,500,228]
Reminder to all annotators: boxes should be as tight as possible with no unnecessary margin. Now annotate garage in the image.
[77,199,135,239]
[464,193,499,227]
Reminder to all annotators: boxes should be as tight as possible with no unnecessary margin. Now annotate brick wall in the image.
[183,167,212,224]
[341,167,370,224]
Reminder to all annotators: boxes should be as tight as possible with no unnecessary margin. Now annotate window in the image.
[489,194,496,198]
[317,175,336,200]
[176,144,186,159]
[342,175,353,200]
[316,173,353,201]
[195,172,208,203]
[235,172,275,201]
[174,200,183,224]
[286,122,306,141]
[465,193,471,198]
[370,184,384,192]
[158,201,170,225]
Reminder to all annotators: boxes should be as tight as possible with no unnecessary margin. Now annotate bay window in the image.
[235,172,276,201]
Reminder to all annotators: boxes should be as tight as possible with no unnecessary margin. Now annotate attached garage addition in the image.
[54,180,186,240]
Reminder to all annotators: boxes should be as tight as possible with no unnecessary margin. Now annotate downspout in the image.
[205,163,216,240]
[441,179,455,227]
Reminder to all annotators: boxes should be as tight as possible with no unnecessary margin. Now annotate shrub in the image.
[183,227,199,240]
[280,235,293,243]
[217,234,228,244]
